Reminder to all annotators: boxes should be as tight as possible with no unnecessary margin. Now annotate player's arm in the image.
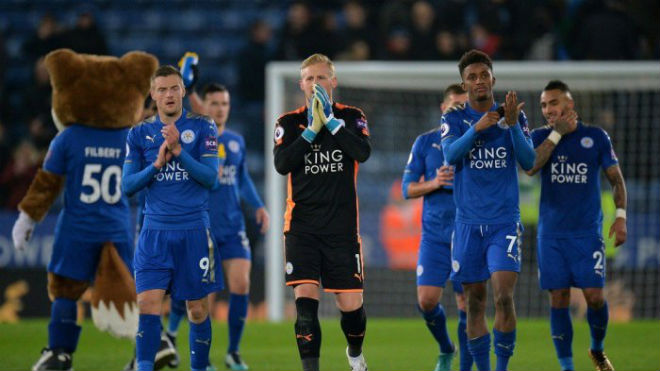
[402,136,453,199]
[162,122,218,189]
[603,132,627,247]
[312,85,371,162]
[441,111,499,164]
[502,92,535,170]
[405,166,454,199]
[122,142,168,197]
[238,157,269,233]
[526,111,576,176]
[179,52,204,114]
[508,116,536,171]
[188,90,205,115]
[273,118,310,175]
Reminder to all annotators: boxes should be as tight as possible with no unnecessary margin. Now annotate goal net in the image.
[264,61,660,321]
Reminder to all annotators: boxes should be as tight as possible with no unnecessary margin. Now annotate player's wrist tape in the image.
[301,127,317,143]
[548,130,562,145]
[326,117,344,135]
[616,208,627,219]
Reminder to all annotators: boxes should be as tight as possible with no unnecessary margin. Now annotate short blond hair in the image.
[300,53,335,77]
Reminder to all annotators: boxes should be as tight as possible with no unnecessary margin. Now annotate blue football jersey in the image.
[125,110,218,229]
[531,121,618,238]
[441,103,531,224]
[43,125,132,242]
[209,129,248,236]
[403,129,455,243]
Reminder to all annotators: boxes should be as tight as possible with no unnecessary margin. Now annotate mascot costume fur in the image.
[11,48,158,370]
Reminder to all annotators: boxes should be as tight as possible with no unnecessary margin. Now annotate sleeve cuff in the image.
[327,118,345,135]
[301,128,317,143]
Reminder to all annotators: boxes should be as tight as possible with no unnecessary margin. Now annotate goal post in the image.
[264,61,660,322]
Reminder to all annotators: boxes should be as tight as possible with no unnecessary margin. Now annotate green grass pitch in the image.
[1,318,658,370]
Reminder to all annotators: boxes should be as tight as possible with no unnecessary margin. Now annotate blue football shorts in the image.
[134,227,223,301]
[450,222,523,284]
[537,235,606,290]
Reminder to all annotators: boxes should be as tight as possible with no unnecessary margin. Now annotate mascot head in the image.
[45,48,158,131]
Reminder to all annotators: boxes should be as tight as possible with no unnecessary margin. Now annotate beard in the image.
[474,91,491,102]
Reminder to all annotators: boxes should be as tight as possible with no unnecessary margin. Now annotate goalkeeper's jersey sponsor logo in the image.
[304,144,344,174]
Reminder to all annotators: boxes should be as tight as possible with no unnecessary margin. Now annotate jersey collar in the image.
[465,101,498,117]
[155,108,187,126]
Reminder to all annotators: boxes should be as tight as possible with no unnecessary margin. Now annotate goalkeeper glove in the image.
[302,96,324,143]
[313,84,344,134]
[178,52,199,89]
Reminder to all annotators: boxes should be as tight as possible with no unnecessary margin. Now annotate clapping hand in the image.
[503,91,525,127]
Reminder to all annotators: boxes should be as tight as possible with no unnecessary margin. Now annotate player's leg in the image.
[136,289,166,371]
[219,230,252,370]
[323,233,367,371]
[185,297,213,371]
[454,284,474,371]
[487,223,523,371]
[222,258,251,370]
[490,271,518,371]
[538,237,574,371]
[574,237,611,371]
[550,289,574,371]
[463,281,490,371]
[134,229,180,371]
[294,284,322,371]
[451,222,490,371]
[583,288,613,371]
[416,239,455,371]
[173,228,223,371]
[285,232,322,371]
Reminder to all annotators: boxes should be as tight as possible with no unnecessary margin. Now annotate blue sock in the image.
[458,310,474,371]
[48,298,81,353]
[419,304,454,354]
[190,316,212,371]
[587,301,608,352]
[550,307,573,370]
[228,293,249,353]
[136,314,161,371]
[493,329,515,371]
[467,333,491,371]
[168,299,186,336]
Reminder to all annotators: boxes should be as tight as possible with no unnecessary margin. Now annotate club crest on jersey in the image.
[440,123,450,137]
[181,129,195,144]
[228,140,240,153]
[286,262,293,275]
[580,136,594,148]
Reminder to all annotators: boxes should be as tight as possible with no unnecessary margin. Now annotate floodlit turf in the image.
[1,318,658,370]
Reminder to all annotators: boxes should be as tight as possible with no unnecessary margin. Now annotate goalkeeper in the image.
[273,53,371,371]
